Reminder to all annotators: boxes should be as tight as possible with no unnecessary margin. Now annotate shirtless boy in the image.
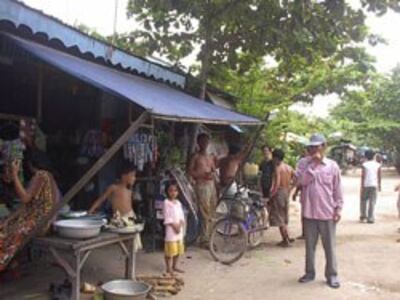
[89,165,137,218]
[270,149,295,247]
[188,133,217,245]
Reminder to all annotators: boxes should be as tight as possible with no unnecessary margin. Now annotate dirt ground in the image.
[1,168,400,300]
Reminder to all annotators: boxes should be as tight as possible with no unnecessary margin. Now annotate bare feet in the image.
[163,271,175,277]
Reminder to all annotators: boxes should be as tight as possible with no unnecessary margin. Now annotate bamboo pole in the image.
[59,111,149,209]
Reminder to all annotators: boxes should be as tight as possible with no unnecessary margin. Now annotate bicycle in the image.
[210,187,269,264]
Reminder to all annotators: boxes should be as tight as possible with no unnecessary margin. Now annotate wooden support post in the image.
[119,241,129,257]
[36,65,43,122]
[57,111,149,211]
[49,247,76,278]
[79,250,92,269]
[14,112,150,262]
[73,253,81,300]
[126,237,136,279]
[128,103,133,123]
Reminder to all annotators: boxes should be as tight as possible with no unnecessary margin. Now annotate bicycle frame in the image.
[222,198,268,235]
[244,206,269,235]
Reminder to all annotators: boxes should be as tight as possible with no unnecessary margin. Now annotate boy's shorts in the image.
[165,240,184,258]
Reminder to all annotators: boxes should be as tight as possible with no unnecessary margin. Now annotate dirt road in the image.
[171,169,400,300]
[1,169,400,300]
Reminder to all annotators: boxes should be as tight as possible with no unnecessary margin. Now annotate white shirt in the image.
[163,199,185,242]
[362,160,381,187]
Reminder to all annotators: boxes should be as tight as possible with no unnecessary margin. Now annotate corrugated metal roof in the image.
[0,0,186,87]
[207,92,235,110]
[6,33,261,125]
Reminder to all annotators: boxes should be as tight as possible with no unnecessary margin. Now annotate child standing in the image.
[163,181,185,276]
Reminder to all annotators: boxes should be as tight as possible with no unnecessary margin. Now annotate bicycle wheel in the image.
[248,211,265,248]
[184,207,200,245]
[209,217,248,265]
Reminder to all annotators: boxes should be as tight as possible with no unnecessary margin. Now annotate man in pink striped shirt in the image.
[295,133,343,289]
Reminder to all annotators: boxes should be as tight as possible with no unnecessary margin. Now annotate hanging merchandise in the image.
[123,132,157,171]
[80,130,105,158]
[0,138,25,183]
[0,139,25,164]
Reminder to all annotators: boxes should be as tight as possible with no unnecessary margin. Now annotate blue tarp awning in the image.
[5,33,261,125]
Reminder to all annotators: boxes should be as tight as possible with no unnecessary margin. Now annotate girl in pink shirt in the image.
[163,181,185,275]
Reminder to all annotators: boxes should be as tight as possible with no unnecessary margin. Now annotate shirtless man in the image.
[188,133,217,245]
[89,165,137,218]
[218,143,251,191]
[270,149,295,247]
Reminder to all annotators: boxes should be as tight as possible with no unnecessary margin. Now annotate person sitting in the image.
[0,150,60,271]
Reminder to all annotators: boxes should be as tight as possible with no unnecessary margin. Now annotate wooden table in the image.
[33,232,140,300]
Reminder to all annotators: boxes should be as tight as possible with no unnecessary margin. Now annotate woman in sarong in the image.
[0,150,60,271]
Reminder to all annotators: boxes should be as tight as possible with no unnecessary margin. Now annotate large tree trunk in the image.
[187,29,212,163]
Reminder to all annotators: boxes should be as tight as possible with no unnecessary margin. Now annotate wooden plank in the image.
[34,234,118,250]
[126,239,136,279]
[138,124,154,129]
[34,232,140,252]
[78,234,139,252]
[79,250,92,270]
[49,247,76,278]
[58,111,149,210]
[34,238,73,250]
[73,254,81,300]
[118,241,129,257]
[128,103,133,122]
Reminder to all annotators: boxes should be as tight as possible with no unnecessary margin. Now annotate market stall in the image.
[0,26,260,291]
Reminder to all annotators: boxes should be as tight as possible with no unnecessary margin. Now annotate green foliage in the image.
[330,66,400,152]
[125,0,399,97]
[209,48,372,165]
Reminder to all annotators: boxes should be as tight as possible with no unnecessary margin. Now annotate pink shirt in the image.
[163,199,185,242]
[296,156,343,220]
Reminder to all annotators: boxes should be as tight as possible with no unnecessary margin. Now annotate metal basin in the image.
[60,210,106,221]
[101,280,151,300]
[53,219,104,239]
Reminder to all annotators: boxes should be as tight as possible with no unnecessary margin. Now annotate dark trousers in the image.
[304,218,337,279]
[360,187,377,222]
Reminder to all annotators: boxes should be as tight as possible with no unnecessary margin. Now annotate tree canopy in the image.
[331,66,400,152]
[125,0,399,98]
